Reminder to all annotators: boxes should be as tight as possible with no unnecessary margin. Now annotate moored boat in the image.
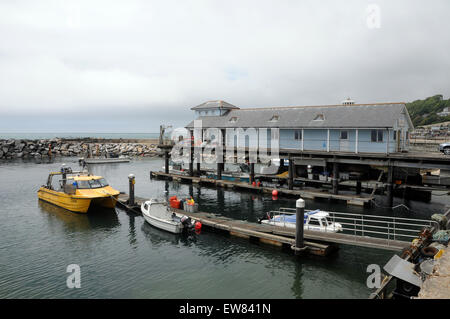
[37,165,120,213]
[141,199,195,234]
[260,209,343,233]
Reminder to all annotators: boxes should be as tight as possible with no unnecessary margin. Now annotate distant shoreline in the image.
[0,132,159,140]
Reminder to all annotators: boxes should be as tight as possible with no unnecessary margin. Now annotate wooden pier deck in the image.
[117,193,409,253]
[150,171,373,207]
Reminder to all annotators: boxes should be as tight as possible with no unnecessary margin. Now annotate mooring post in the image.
[356,180,362,195]
[217,162,222,180]
[196,162,201,177]
[164,151,169,174]
[288,155,294,190]
[189,144,194,177]
[387,164,394,208]
[279,158,284,168]
[128,174,135,206]
[332,162,339,195]
[294,197,305,255]
[250,162,255,185]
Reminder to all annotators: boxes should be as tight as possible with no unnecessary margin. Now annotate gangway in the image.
[265,208,438,251]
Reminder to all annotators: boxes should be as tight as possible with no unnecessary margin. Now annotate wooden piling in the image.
[217,162,223,180]
[332,162,339,195]
[288,155,294,190]
[387,164,394,208]
[164,151,169,174]
[250,163,255,184]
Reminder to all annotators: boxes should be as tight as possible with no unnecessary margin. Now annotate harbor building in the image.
[186,99,414,154]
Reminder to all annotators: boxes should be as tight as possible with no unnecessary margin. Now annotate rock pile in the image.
[0,138,161,160]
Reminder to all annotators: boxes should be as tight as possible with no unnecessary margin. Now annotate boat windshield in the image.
[76,178,109,189]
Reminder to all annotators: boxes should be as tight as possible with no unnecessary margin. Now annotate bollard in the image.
[128,174,135,206]
[294,197,305,255]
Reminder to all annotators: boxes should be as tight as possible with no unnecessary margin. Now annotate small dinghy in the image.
[141,199,194,234]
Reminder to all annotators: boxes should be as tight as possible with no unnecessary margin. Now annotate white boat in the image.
[261,209,343,233]
[80,157,130,165]
[141,199,191,234]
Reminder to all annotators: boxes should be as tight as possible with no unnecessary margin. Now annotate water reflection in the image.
[127,213,138,249]
[291,263,304,299]
[141,221,197,247]
[38,200,120,231]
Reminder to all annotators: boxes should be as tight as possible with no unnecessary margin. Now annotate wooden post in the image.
[356,180,362,195]
[196,162,201,176]
[189,142,194,177]
[217,162,222,180]
[164,151,169,174]
[332,162,339,195]
[250,162,255,185]
[288,155,294,190]
[128,174,135,206]
[387,164,394,208]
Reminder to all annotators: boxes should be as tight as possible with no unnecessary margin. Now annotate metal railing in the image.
[264,208,438,245]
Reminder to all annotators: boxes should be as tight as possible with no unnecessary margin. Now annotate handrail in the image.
[264,208,437,243]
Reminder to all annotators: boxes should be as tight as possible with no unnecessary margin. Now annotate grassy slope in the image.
[406,95,450,127]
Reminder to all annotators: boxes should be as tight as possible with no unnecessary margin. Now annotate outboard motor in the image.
[180,216,194,233]
[257,212,271,224]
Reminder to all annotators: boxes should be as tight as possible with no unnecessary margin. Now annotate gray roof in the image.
[186,103,413,129]
[191,100,239,110]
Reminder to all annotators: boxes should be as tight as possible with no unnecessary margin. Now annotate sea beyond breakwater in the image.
[0,137,160,160]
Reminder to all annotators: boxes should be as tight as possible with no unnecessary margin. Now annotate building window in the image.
[371,130,384,142]
[340,131,348,140]
[313,114,324,121]
[294,130,302,140]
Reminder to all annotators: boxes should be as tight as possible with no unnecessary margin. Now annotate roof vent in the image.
[313,114,324,121]
[342,97,355,105]
[269,115,280,122]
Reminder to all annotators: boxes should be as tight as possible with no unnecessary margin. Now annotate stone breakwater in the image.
[0,138,161,160]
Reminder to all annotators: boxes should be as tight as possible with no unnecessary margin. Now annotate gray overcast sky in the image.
[0,0,449,132]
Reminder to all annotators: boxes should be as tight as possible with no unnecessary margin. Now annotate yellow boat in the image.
[37,166,120,213]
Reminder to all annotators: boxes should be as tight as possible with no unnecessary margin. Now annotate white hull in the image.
[84,157,130,164]
[261,210,342,233]
[143,213,183,234]
[141,200,184,234]
[261,220,340,232]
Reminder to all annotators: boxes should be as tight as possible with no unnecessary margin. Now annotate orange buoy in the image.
[195,221,202,231]
[252,181,256,186]
[257,181,261,187]
[272,189,278,196]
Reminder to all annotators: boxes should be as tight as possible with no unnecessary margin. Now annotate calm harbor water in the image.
[0,157,448,299]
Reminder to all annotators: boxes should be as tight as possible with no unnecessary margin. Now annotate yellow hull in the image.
[37,187,119,213]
